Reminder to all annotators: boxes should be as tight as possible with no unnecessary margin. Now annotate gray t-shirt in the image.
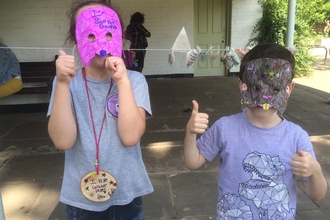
[197,112,315,220]
[48,69,153,211]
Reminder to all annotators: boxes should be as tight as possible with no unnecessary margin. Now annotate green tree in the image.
[323,0,330,20]
[248,0,287,46]
[248,0,326,77]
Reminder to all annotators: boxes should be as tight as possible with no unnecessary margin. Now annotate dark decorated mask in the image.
[241,58,293,115]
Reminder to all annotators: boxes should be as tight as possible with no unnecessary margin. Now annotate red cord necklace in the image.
[82,67,113,175]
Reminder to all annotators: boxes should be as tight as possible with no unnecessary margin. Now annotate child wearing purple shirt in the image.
[184,43,327,219]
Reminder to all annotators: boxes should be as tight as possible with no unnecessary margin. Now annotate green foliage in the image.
[248,0,326,77]
[326,1,330,19]
[293,47,313,77]
[248,0,287,46]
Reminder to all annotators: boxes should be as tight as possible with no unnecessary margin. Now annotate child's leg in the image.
[0,78,23,98]
[65,196,143,220]
[135,50,146,71]
[109,196,143,220]
[65,205,109,220]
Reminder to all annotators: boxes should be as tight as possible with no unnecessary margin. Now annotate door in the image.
[194,0,226,76]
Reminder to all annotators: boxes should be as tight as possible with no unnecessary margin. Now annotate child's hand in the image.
[55,50,76,84]
[105,56,128,83]
[291,150,320,178]
[186,100,209,134]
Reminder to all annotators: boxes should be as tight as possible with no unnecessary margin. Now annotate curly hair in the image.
[129,12,145,24]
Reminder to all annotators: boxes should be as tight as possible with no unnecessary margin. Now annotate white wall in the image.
[230,0,262,72]
[0,0,260,76]
[113,0,194,75]
[0,0,194,76]
[0,0,71,61]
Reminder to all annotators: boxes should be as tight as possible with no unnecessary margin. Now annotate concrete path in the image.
[0,65,330,220]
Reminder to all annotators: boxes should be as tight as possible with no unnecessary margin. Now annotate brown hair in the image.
[239,43,295,80]
[65,0,124,45]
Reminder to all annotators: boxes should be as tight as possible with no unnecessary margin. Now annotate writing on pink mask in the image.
[76,6,122,67]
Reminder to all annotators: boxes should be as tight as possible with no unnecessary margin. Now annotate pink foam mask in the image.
[75,6,122,67]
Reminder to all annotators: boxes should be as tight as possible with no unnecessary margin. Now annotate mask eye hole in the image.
[106,32,112,41]
[255,85,263,93]
[88,34,96,42]
[273,86,280,94]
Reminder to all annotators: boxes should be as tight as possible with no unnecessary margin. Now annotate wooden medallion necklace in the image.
[80,68,118,202]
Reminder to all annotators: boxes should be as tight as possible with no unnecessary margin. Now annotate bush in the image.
[248,0,326,77]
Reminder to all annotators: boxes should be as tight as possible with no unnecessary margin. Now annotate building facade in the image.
[0,0,262,76]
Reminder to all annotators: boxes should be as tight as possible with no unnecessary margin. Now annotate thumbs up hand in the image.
[186,100,209,134]
[55,49,76,84]
[291,150,320,178]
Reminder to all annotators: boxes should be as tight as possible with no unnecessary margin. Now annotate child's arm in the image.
[48,50,77,151]
[105,56,146,146]
[291,150,328,201]
[184,100,209,170]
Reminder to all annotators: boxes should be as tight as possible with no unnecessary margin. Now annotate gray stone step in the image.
[0,94,50,105]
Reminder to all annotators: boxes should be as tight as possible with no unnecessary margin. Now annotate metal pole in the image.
[286,0,296,47]
[0,190,5,220]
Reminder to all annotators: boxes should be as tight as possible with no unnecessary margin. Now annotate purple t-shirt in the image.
[196,112,315,220]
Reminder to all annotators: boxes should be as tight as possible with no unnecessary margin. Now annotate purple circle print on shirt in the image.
[107,94,119,117]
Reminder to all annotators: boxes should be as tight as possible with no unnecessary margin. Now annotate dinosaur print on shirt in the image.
[217,151,295,220]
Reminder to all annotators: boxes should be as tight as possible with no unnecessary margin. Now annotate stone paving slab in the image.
[141,131,185,147]
[143,174,178,219]
[1,181,53,220]
[0,72,329,220]
[0,154,63,220]
[169,171,218,218]
[0,154,64,182]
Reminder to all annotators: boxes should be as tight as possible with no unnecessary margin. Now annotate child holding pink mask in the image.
[47,1,153,219]
[75,4,123,66]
